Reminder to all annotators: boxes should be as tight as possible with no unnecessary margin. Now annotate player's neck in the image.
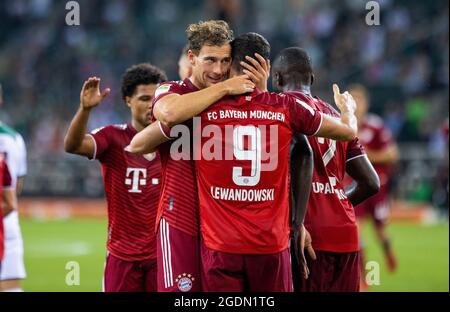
[131,119,145,132]
[284,84,311,95]
[189,77,203,90]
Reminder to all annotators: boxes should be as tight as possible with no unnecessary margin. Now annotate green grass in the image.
[19,218,449,292]
[22,218,107,292]
[361,221,449,292]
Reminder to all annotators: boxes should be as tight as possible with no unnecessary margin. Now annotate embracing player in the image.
[127,20,270,292]
[273,48,380,292]
[64,64,166,292]
[194,33,360,291]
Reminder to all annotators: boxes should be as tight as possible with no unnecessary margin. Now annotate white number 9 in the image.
[232,126,262,186]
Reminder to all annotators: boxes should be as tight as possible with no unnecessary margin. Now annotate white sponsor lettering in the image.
[312,177,346,200]
[249,110,285,122]
[211,186,275,202]
[125,168,147,193]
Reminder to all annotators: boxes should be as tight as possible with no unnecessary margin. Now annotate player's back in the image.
[195,89,322,254]
[285,91,364,253]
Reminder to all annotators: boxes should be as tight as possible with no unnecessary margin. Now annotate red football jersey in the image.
[358,114,394,187]
[285,91,365,253]
[195,89,322,254]
[152,79,200,237]
[0,157,13,260]
[89,123,161,261]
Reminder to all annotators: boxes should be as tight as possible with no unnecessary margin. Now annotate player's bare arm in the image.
[314,84,358,141]
[290,134,313,230]
[153,75,255,128]
[16,176,25,195]
[240,53,270,91]
[2,188,18,217]
[64,77,111,157]
[290,133,316,279]
[345,155,380,206]
[126,121,169,155]
[365,143,399,165]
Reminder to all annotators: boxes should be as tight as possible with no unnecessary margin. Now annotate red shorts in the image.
[201,241,293,292]
[355,184,390,226]
[292,247,360,292]
[157,218,201,292]
[103,253,157,292]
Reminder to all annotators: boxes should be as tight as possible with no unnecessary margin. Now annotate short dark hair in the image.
[231,32,270,73]
[272,47,313,85]
[186,20,234,55]
[121,63,167,100]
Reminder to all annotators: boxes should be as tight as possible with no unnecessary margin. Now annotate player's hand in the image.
[240,53,270,91]
[223,74,255,95]
[294,224,316,280]
[302,225,316,262]
[80,77,111,110]
[333,84,356,114]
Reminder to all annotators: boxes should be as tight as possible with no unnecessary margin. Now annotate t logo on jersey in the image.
[125,168,147,193]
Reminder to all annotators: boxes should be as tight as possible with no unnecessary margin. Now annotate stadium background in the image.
[0,0,448,291]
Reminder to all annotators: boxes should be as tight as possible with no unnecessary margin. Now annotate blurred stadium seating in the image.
[0,0,447,217]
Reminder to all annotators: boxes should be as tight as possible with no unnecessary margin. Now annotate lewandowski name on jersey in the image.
[168,115,281,172]
[210,186,275,202]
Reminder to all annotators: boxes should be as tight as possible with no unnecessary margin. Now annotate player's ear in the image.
[311,73,315,86]
[125,96,132,108]
[187,50,196,66]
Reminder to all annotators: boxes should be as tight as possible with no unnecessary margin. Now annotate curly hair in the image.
[121,63,167,100]
[186,20,234,54]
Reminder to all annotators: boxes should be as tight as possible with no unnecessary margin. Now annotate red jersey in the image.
[152,79,200,237]
[89,123,161,261]
[0,156,13,260]
[285,91,365,253]
[195,89,323,254]
[358,114,394,187]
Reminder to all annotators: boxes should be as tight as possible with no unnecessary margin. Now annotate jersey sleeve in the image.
[284,94,323,135]
[151,82,185,122]
[89,126,112,161]
[15,134,27,177]
[2,161,13,188]
[346,137,366,162]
